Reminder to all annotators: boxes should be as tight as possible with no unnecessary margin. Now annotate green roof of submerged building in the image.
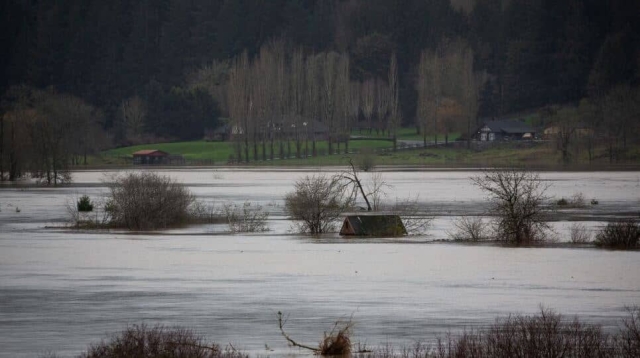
[340,215,407,237]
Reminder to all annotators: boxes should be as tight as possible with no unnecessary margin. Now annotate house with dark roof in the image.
[340,215,407,237]
[474,120,536,141]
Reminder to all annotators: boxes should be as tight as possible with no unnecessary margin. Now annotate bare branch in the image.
[277,312,320,353]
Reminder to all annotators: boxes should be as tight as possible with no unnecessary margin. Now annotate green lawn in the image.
[101,138,396,164]
[104,141,236,162]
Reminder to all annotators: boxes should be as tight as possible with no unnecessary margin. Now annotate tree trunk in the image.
[244,136,249,164]
[270,138,274,161]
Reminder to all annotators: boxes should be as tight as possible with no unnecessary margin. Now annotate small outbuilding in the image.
[132,149,169,165]
[340,215,407,237]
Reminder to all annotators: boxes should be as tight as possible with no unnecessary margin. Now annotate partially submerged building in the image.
[339,215,407,237]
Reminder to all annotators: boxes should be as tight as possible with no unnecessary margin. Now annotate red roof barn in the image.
[132,149,169,165]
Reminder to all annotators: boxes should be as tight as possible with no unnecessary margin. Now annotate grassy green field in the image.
[104,141,236,162]
[102,138,397,164]
[97,128,640,168]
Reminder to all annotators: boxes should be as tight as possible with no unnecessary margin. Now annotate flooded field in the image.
[1,169,639,357]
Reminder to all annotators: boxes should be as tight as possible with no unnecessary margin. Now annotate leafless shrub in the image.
[570,222,592,244]
[188,201,225,225]
[319,320,353,356]
[365,308,614,358]
[106,172,195,230]
[366,172,391,212]
[614,307,640,357]
[474,308,611,358]
[448,216,487,241]
[557,192,588,208]
[472,169,551,245]
[594,220,640,249]
[388,196,433,235]
[277,312,355,356]
[78,324,246,358]
[284,175,353,234]
[223,201,269,232]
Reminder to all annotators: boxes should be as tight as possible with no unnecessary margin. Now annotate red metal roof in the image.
[132,149,168,156]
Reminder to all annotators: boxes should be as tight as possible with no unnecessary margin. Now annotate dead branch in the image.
[277,311,321,353]
[336,157,372,211]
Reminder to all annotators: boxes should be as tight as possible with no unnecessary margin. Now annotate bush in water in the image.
[77,324,246,358]
[77,195,94,212]
[106,172,195,230]
[595,220,640,249]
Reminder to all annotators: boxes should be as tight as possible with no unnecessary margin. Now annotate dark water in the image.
[1,169,639,357]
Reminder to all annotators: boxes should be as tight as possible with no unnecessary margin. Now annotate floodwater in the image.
[1,169,639,357]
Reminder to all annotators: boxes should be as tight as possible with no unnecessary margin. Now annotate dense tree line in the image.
[2,0,640,175]
[0,86,107,183]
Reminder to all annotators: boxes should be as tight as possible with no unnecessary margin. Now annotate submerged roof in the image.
[340,215,407,237]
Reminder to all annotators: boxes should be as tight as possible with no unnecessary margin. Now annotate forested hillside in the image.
[1,0,639,177]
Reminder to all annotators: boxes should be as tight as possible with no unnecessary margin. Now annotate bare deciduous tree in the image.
[449,216,488,241]
[388,196,433,235]
[228,51,251,163]
[337,158,374,211]
[121,95,146,141]
[417,48,442,146]
[347,81,360,153]
[472,169,551,244]
[361,79,375,134]
[388,53,401,151]
[290,49,306,158]
[366,172,390,212]
[188,59,230,117]
[375,79,389,136]
[223,201,269,233]
[284,174,353,234]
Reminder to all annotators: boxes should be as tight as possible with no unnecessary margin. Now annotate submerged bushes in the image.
[45,308,640,358]
[595,220,640,249]
[284,174,353,234]
[78,324,246,358]
[106,173,195,230]
[223,201,269,232]
[362,307,640,358]
[472,169,551,245]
